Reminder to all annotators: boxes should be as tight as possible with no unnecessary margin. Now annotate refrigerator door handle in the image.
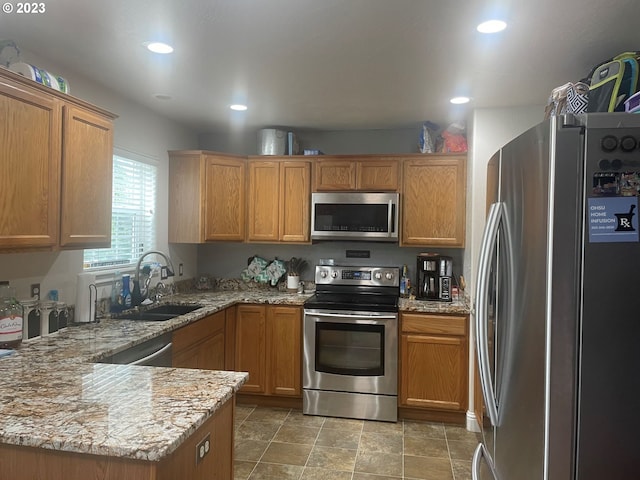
[472,443,498,480]
[475,201,502,426]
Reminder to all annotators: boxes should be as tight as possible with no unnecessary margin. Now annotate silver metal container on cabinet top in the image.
[258,128,287,155]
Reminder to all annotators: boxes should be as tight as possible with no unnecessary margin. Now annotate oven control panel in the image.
[315,265,400,287]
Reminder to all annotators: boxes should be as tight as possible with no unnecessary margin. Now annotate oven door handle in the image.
[309,312,397,320]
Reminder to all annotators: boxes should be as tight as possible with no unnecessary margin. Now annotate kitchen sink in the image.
[112,304,203,321]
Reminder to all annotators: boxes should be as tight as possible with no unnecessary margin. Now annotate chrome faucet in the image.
[134,250,175,302]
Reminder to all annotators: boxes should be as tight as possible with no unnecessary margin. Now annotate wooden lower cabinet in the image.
[399,313,469,421]
[235,305,267,393]
[235,305,301,398]
[0,399,234,480]
[267,306,302,396]
[172,311,226,370]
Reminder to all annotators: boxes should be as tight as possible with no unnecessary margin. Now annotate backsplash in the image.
[197,242,465,285]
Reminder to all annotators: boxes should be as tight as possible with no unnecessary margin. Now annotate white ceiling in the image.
[1,0,638,133]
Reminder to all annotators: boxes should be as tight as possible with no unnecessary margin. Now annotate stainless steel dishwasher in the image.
[99,332,172,367]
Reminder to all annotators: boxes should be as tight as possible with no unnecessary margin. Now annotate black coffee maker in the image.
[417,253,453,302]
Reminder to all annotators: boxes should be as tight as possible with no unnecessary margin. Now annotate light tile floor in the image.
[234,405,481,480]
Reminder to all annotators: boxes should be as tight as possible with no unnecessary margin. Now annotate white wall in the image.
[463,104,544,430]
[198,124,428,155]
[0,51,198,304]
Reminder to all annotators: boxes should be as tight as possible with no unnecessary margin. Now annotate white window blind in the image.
[83,153,157,270]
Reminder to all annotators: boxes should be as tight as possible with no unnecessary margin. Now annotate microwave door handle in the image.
[388,200,394,236]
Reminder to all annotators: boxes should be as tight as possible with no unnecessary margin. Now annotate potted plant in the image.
[286,257,308,292]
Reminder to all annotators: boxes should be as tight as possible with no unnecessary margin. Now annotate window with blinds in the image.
[83,152,157,270]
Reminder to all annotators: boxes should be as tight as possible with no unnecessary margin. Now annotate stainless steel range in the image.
[303,265,400,422]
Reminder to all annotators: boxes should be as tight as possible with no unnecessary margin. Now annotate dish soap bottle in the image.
[110,271,122,312]
[122,274,132,308]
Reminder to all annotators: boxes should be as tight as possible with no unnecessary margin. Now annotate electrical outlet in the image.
[195,433,211,464]
[179,263,183,276]
[30,283,40,300]
[161,266,168,280]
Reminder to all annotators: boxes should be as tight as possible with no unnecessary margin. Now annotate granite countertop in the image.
[399,297,472,315]
[0,288,469,461]
[0,290,311,461]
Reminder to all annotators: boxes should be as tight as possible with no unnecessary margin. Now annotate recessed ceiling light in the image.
[230,104,248,111]
[450,96,471,105]
[477,20,507,34]
[145,41,174,54]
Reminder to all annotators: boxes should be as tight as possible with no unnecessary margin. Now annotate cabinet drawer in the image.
[401,313,466,336]
[172,310,225,353]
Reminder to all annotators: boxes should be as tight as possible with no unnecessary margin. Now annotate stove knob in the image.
[319,270,328,278]
[331,271,338,278]
[620,135,637,152]
[385,272,394,280]
[374,272,382,280]
[601,135,618,152]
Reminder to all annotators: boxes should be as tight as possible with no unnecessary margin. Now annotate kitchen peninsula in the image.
[0,292,269,480]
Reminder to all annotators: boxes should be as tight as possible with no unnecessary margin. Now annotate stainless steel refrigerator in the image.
[473,113,640,480]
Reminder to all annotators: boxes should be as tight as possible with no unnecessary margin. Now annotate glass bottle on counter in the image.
[0,286,23,348]
[400,264,409,298]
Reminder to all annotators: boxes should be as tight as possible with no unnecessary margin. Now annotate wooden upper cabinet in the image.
[247,160,280,242]
[168,151,246,243]
[356,159,399,191]
[204,155,245,241]
[314,157,399,191]
[401,155,466,247]
[0,67,115,251]
[247,158,311,243]
[60,105,114,248]
[314,159,356,190]
[0,78,61,249]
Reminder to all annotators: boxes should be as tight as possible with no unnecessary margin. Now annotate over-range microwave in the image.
[310,192,399,242]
